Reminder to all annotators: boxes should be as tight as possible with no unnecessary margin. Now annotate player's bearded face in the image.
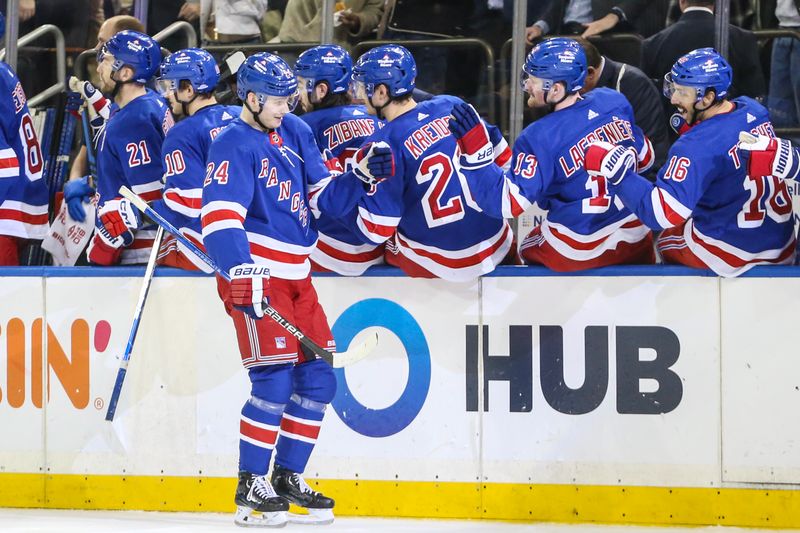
[523,75,550,109]
[297,76,314,113]
[668,82,700,124]
[96,53,117,92]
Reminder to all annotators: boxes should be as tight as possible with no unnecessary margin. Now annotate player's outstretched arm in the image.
[737,132,800,181]
[585,141,691,231]
[449,102,495,171]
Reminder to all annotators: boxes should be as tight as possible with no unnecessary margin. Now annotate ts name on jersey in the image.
[404,116,452,159]
[324,118,377,150]
[12,82,26,113]
[259,157,310,228]
[560,116,636,178]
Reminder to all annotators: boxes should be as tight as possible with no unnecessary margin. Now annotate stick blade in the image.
[333,331,378,368]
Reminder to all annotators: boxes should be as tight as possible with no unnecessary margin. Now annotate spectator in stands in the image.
[273,0,384,49]
[767,0,800,131]
[526,0,669,43]
[577,38,669,175]
[18,0,91,48]
[202,0,269,45]
[145,0,200,51]
[642,0,766,99]
[666,0,755,28]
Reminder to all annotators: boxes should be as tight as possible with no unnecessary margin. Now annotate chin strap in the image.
[244,97,272,131]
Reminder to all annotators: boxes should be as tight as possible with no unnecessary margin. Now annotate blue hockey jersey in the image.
[201,114,367,279]
[611,97,795,276]
[95,89,173,263]
[300,104,386,275]
[345,95,514,281]
[0,62,48,239]
[462,88,654,263]
[150,104,238,271]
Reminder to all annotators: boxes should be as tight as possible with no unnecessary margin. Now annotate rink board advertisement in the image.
[0,269,799,526]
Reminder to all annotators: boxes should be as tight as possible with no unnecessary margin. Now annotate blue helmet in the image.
[352,45,416,98]
[237,52,299,109]
[100,30,161,84]
[159,48,220,94]
[522,37,587,93]
[664,47,732,101]
[294,44,352,95]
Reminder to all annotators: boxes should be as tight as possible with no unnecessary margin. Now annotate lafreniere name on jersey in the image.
[559,116,635,178]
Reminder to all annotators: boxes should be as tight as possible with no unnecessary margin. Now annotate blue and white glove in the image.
[229,263,271,319]
[63,176,95,222]
[352,141,395,186]
[99,198,141,246]
[584,141,637,186]
[448,102,494,170]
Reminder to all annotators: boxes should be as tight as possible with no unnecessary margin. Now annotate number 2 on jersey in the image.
[416,153,464,228]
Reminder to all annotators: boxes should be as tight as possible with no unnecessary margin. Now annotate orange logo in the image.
[1,319,111,409]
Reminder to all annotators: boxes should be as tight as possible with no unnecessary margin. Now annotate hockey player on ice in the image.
[344,44,516,281]
[200,52,394,527]
[294,44,386,275]
[584,48,795,276]
[101,48,238,271]
[0,12,49,264]
[449,37,656,272]
[84,30,174,265]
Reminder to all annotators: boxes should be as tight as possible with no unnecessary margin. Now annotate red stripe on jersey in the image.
[250,242,308,264]
[0,156,19,169]
[0,209,48,225]
[495,146,512,168]
[165,190,202,209]
[397,224,509,268]
[638,139,654,171]
[139,189,162,202]
[201,209,245,226]
[361,217,396,239]
[240,419,278,444]
[656,189,688,226]
[548,220,642,251]
[316,239,383,263]
[281,417,321,440]
[691,228,795,268]
[508,193,525,217]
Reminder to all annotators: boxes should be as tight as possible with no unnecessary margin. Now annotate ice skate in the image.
[234,471,289,528]
[271,465,335,525]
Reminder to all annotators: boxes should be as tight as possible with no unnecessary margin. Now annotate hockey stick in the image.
[105,225,165,421]
[81,108,97,179]
[118,185,378,368]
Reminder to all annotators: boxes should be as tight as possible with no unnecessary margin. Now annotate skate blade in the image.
[287,508,334,525]
[234,506,288,528]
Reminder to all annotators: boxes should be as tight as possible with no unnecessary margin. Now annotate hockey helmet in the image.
[99,30,161,84]
[294,44,352,95]
[237,52,299,110]
[351,44,416,98]
[521,37,587,93]
[664,47,732,102]
[158,48,220,95]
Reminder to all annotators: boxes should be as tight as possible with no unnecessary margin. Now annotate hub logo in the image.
[331,298,430,438]
[1,318,112,409]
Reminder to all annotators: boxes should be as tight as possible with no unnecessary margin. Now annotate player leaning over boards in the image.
[0,12,49,265]
[100,48,238,271]
[448,38,656,272]
[201,52,394,527]
[346,45,515,281]
[84,30,173,265]
[584,48,795,276]
[294,44,387,276]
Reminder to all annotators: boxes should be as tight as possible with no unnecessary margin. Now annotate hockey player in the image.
[584,48,795,276]
[0,12,49,265]
[83,30,173,265]
[294,44,386,275]
[201,52,393,527]
[101,48,238,270]
[448,38,656,272]
[346,44,515,281]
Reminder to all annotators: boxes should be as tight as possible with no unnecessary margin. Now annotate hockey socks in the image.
[274,393,326,473]
[239,396,285,475]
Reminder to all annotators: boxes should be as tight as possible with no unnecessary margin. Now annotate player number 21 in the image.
[126,140,151,168]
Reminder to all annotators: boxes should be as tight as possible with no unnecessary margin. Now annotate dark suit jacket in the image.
[596,57,669,172]
[641,9,766,99]
[541,0,668,38]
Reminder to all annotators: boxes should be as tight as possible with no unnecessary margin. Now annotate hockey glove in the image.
[229,263,271,320]
[737,132,800,180]
[322,148,344,176]
[448,102,494,170]
[63,176,95,222]
[99,198,142,246]
[68,76,111,120]
[584,141,637,186]
[352,141,395,186]
[65,90,83,119]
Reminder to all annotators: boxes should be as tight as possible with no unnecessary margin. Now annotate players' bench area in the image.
[0,264,799,527]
